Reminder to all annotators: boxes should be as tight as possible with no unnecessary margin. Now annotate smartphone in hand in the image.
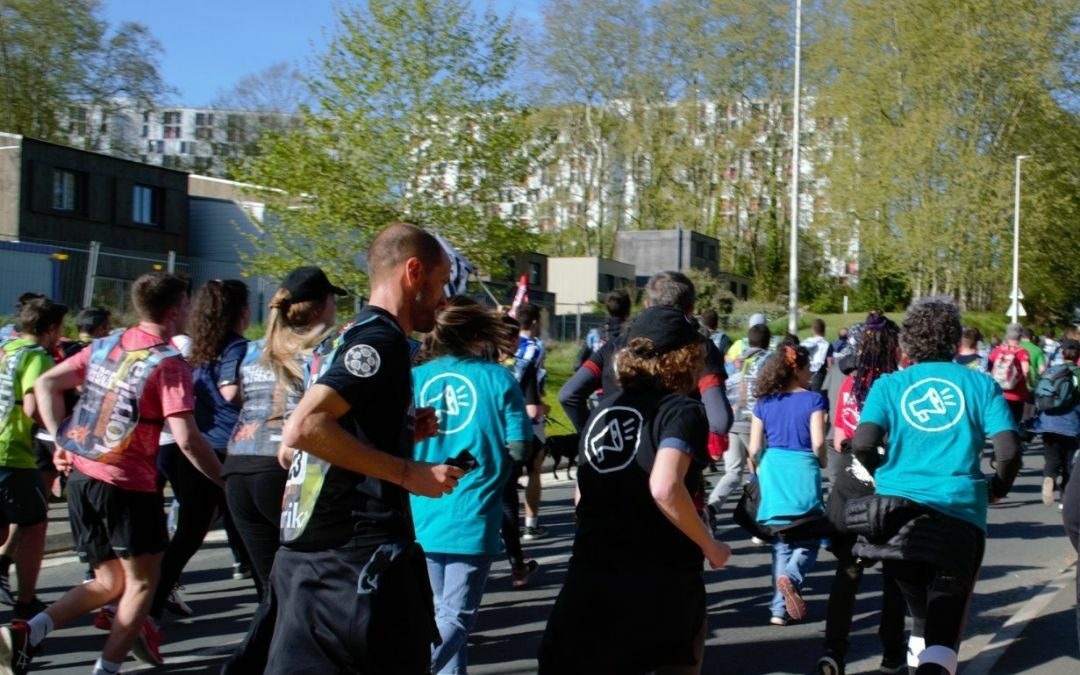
[445,450,479,473]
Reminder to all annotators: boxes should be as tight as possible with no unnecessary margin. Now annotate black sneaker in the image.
[163,585,193,617]
[878,658,909,674]
[0,620,35,675]
[511,560,539,589]
[11,599,45,622]
[521,526,547,542]
[0,570,14,607]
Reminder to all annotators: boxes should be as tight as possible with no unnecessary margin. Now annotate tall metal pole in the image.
[788,0,803,335]
[1010,155,1030,323]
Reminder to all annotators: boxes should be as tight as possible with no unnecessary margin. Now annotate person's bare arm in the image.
[810,410,827,467]
[219,383,242,406]
[650,447,730,570]
[22,392,38,426]
[167,413,224,487]
[34,361,84,438]
[282,384,463,498]
[747,414,765,471]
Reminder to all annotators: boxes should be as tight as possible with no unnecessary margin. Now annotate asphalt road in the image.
[11,444,1080,674]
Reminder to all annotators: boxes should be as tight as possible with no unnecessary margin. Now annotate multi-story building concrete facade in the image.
[61,102,296,177]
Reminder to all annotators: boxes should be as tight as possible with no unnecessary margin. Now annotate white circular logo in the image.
[900,377,967,432]
[584,406,644,473]
[344,344,381,378]
[418,373,478,435]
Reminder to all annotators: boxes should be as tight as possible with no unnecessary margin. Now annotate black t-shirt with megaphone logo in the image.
[572,388,709,572]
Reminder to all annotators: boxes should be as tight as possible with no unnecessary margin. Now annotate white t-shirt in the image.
[801,335,831,374]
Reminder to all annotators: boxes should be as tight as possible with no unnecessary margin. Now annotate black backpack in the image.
[1033,363,1080,414]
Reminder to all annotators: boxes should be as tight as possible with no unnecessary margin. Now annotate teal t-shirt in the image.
[409,356,531,556]
[858,361,1016,531]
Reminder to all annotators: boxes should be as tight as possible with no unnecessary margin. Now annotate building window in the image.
[67,107,88,135]
[163,111,181,139]
[147,140,164,154]
[132,185,157,225]
[226,115,246,143]
[195,113,214,140]
[162,155,181,169]
[52,170,79,211]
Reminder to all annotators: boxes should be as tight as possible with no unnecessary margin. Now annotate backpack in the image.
[710,330,733,357]
[991,348,1022,391]
[1033,364,1080,414]
[0,338,43,429]
[56,332,179,462]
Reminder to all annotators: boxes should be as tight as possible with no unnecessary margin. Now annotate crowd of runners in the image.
[0,221,1075,674]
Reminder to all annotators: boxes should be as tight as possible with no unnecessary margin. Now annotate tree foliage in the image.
[0,0,167,141]
[809,0,1080,319]
[236,0,539,294]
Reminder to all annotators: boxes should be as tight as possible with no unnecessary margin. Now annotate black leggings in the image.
[224,470,286,595]
[1042,433,1077,491]
[1062,452,1080,656]
[151,444,253,619]
[884,527,986,672]
[501,471,525,568]
[823,533,907,662]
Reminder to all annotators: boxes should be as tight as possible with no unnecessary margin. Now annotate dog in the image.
[544,433,580,481]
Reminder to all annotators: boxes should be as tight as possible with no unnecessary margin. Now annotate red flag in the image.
[508,273,529,318]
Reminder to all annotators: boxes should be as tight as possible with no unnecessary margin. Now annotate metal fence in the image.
[0,235,274,323]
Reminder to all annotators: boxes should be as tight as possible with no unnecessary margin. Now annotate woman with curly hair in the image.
[539,305,730,675]
[409,296,533,674]
[749,344,828,626]
[850,297,1022,675]
[816,312,907,675]
[150,279,252,631]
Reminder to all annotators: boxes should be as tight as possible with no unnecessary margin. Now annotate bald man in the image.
[257,223,462,673]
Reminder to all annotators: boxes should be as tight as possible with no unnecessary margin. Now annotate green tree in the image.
[0,0,166,142]
[237,0,539,293]
[811,0,1080,320]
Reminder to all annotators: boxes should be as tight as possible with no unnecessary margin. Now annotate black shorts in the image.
[67,470,168,564]
[263,541,437,674]
[0,468,48,527]
[31,434,55,474]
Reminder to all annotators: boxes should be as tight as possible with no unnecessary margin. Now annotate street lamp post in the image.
[1010,154,1031,323]
[788,0,803,335]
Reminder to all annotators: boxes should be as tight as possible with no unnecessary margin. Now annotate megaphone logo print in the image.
[584,406,644,473]
[900,378,966,432]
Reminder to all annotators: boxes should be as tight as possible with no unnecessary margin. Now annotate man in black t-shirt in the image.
[266,223,463,674]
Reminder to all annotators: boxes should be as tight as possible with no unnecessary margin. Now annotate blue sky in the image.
[101,1,540,106]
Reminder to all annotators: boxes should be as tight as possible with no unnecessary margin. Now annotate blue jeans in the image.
[771,538,819,618]
[426,553,494,674]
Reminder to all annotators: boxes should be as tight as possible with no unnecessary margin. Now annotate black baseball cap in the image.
[281,267,347,302]
[627,306,705,354]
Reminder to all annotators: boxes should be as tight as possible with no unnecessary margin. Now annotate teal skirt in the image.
[757,448,824,526]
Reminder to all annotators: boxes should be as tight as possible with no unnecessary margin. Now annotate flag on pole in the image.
[509,273,529,318]
[433,233,476,298]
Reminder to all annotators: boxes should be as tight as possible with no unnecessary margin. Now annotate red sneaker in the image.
[92,606,115,631]
[131,617,164,666]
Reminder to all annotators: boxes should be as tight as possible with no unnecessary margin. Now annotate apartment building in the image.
[63,103,297,177]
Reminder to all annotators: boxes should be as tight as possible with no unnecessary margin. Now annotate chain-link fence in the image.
[0,235,275,322]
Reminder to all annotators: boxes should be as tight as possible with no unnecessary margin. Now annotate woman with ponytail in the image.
[816,312,907,675]
[222,266,344,674]
[749,344,828,627]
[409,296,532,674]
[149,279,252,635]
